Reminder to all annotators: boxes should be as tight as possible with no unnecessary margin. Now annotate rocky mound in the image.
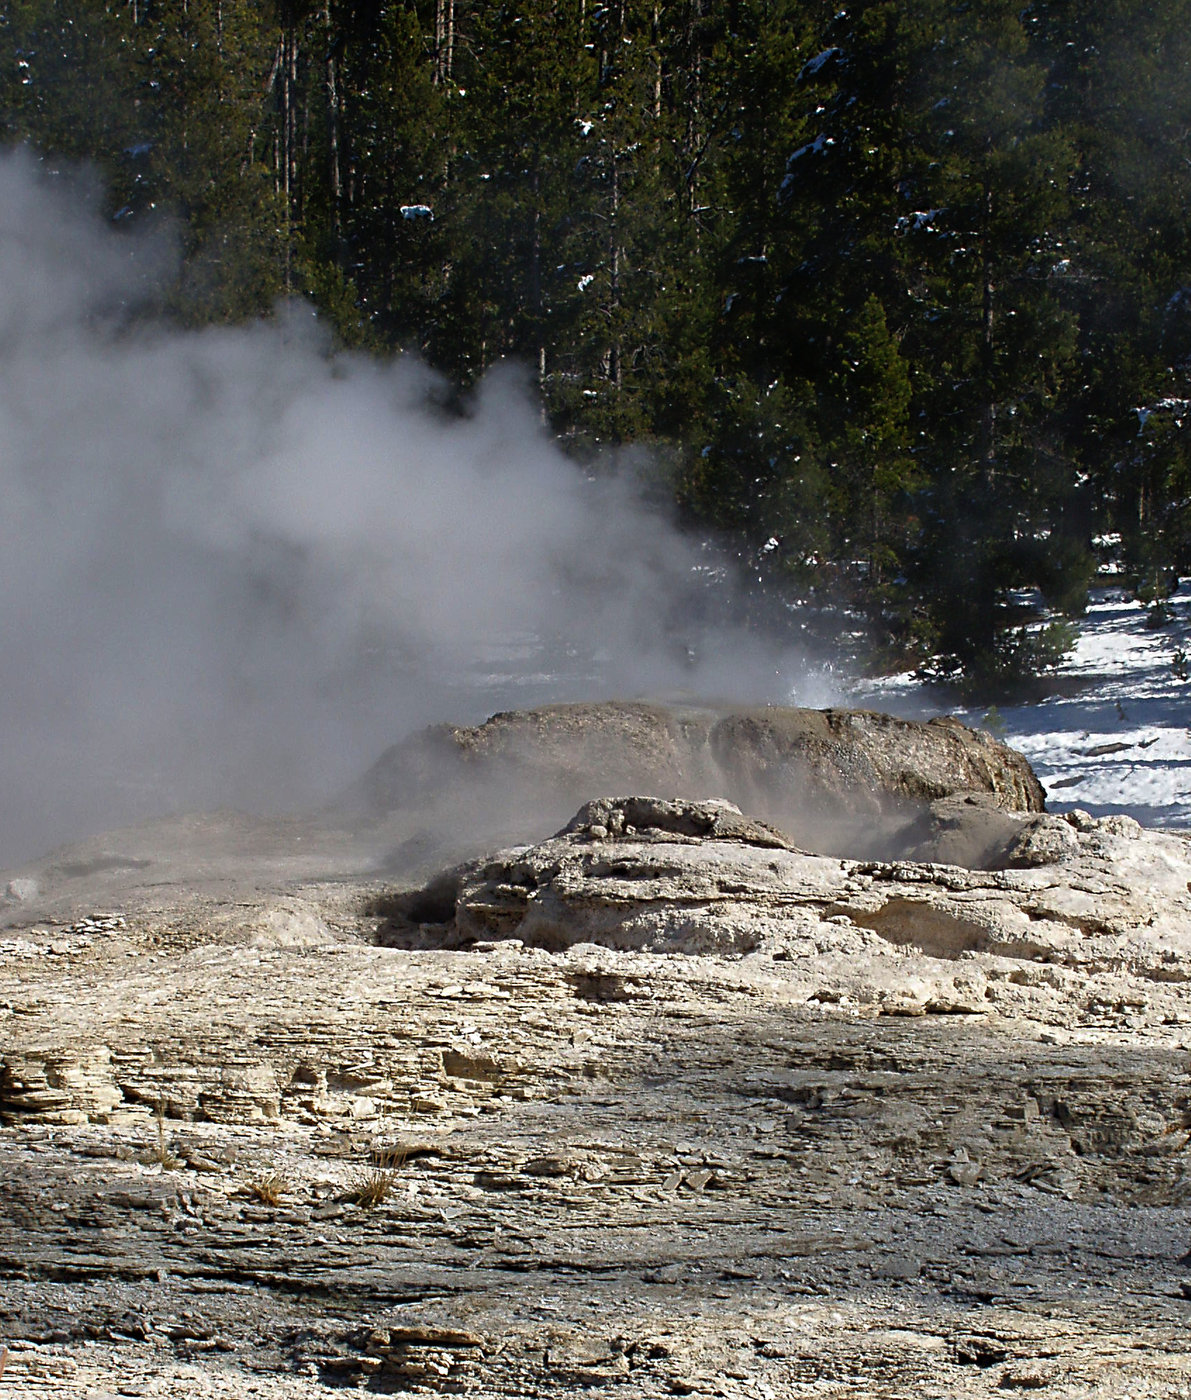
[354,701,1045,864]
[378,795,1190,971]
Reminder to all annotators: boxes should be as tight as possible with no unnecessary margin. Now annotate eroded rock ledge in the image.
[379,796,1191,983]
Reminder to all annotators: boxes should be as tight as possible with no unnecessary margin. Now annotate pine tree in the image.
[334,1,445,350]
[902,1,1087,684]
[139,0,288,322]
[669,2,827,605]
[0,0,141,209]
[1036,0,1191,602]
[825,292,916,590]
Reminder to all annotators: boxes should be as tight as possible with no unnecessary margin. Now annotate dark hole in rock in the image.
[371,868,463,928]
[570,972,638,1002]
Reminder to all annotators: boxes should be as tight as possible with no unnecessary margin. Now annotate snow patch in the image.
[798,48,841,80]
[854,584,1191,829]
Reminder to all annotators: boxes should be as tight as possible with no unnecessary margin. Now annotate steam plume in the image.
[0,150,828,865]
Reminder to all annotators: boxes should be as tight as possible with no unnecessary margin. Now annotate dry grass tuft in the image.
[145,1100,182,1171]
[347,1143,411,1209]
[348,1168,397,1209]
[245,1170,291,1206]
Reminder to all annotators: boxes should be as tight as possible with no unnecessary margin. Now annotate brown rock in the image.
[352,701,1044,863]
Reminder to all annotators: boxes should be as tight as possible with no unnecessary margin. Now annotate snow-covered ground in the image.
[854,583,1191,829]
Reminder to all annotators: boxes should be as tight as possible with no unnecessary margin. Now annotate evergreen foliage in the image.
[4,0,1191,694]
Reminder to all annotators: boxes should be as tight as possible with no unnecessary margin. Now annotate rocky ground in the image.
[3,709,1191,1398]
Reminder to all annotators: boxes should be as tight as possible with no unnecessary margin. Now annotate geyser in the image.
[0,149,827,867]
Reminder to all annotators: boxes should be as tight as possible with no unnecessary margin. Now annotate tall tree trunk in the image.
[532,168,544,407]
[288,31,299,199]
[979,178,997,475]
[434,0,456,84]
[651,2,662,120]
[277,20,300,293]
[609,152,621,390]
[324,2,341,243]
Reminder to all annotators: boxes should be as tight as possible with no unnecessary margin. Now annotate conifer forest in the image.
[4,1,1190,693]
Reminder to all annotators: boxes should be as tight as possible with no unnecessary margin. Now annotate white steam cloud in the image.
[0,150,831,866]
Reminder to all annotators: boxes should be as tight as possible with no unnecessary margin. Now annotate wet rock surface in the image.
[2,779,1191,1395]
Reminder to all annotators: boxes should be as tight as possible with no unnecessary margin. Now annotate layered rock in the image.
[3,761,1191,1398]
[381,795,1191,976]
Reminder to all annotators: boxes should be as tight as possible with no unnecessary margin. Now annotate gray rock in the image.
[1001,813,1084,868]
[904,796,1084,869]
[563,794,797,849]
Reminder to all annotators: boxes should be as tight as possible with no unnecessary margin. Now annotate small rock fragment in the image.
[1000,1358,1060,1389]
